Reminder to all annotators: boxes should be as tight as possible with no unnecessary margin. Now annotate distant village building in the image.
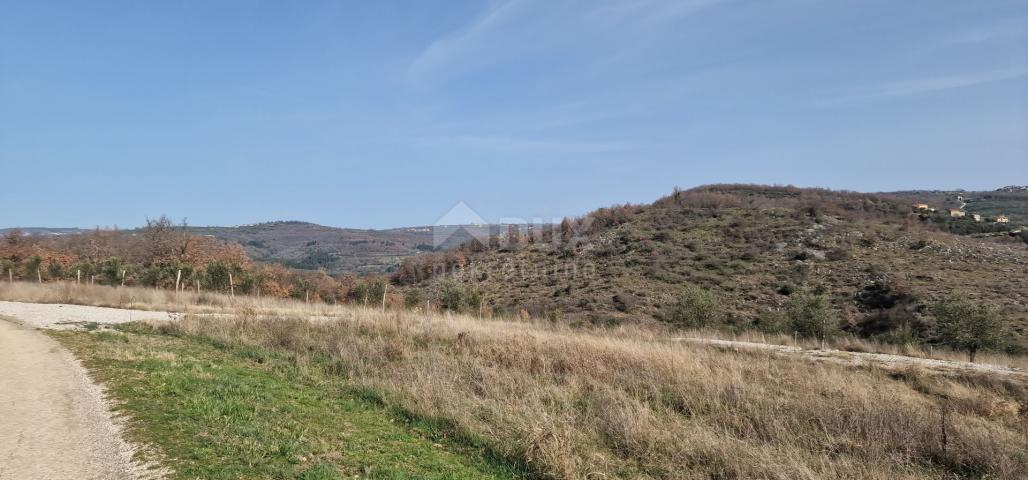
[971,214,981,222]
[913,203,929,210]
[949,209,965,218]
[995,215,1009,223]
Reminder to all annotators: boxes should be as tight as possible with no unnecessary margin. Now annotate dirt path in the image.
[674,337,1028,380]
[0,301,177,330]
[0,315,160,479]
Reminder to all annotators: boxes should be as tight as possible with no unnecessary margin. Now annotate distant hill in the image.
[0,227,92,237]
[186,222,421,274]
[1,222,494,275]
[398,185,1028,349]
[189,221,498,275]
[886,189,1028,225]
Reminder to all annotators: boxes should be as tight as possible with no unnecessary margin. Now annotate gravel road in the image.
[0,301,177,330]
[0,319,149,479]
[0,302,174,479]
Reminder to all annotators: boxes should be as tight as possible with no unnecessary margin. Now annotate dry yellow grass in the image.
[3,281,1025,369]
[679,328,1028,371]
[162,311,1028,479]
[0,281,347,316]
[4,281,1028,478]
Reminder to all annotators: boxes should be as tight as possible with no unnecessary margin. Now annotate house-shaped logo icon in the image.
[433,202,490,248]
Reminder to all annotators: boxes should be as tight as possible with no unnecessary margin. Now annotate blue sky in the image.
[1,0,1026,229]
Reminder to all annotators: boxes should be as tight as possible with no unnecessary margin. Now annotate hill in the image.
[1,222,494,275]
[887,189,1028,225]
[0,227,92,237]
[192,222,503,274]
[188,221,434,274]
[398,185,1028,349]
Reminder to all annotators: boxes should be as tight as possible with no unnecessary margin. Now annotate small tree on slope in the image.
[932,300,1005,362]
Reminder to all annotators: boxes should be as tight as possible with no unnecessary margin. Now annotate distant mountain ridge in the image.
[1,221,497,275]
[0,227,92,237]
[6,185,1025,274]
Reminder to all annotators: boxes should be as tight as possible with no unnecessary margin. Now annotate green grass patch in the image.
[52,327,527,480]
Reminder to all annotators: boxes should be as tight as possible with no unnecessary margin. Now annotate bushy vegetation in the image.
[933,300,1007,362]
[439,280,481,313]
[664,285,724,328]
[784,290,841,341]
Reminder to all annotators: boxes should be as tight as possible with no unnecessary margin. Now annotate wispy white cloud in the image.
[407,0,725,84]
[408,0,528,83]
[816,66,1028,108]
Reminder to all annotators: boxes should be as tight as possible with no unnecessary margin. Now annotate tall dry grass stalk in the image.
[161,309,1027,479]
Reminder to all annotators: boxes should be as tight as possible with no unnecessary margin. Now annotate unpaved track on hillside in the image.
[675,337,1028,380]
[0,315,159,479]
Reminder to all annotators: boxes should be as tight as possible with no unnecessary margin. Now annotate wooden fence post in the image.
[121,270,126,287]
[382,284,388,311]
[196,279,201,293]
[228,272,235,297]
[77,269,81,284]
[175,270,182,294]
[37,268,42,284]
[7,268,12,283]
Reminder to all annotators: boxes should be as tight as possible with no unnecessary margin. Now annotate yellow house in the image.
[913,203,929,210]
[949,209,965,218]
[971,214,981,222]
[996,215,1009,223]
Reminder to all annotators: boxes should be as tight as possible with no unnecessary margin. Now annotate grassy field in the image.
[53,326,528,479]
[4,281,1025,369]
[4,282,1028,478]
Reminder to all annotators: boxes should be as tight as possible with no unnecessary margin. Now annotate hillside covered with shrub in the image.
[396,185,1028,351]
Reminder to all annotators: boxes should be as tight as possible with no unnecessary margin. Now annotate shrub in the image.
[665,286,724,328]
[348,279,386,306]
[932,300,1006,362]
[439,280,481,313]
[785,291,840,340]
[755,309,789,333]
[403,289,423,309]
[612,292,638,313]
